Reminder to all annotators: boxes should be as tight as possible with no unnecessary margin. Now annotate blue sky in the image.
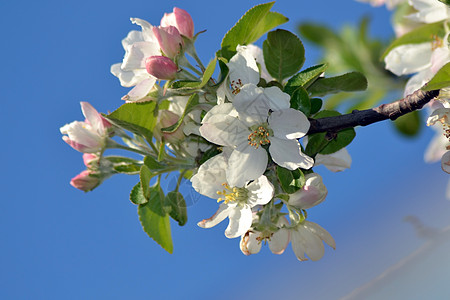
[2,0,450,299]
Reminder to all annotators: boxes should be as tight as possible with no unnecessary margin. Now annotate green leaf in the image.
[130,182,148,205]
[263,29,305,82]
[284,64,328,95]
[140,165,152,199]
[393,110,421,137]
[198,146,221,165]
[381,21,446,59]
[161,94,200,133]
[171,80,202,89]
[107,101,158,141]
[212,58,230,88]
[438,0,450,5]
[290,87,311,116]
[304,133,330,157]
[307,72,368,97]
[165,191,188,226]
[138,186,173,253]
[310,98,323,115]
[113,164,141,175]
[423,62,450,91]
[144,156,165,171]
[171,57,217,90]
[276,166,305,194]
[220,2,289,60]
[320,128,356,155]
[298,23,340,46]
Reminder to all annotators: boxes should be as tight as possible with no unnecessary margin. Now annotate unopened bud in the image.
[152,26,183,59]
[145,56,178,80]
[161,7,194,39]
[70,170,99,192]
[288,173,327,209]
[155,110,185,143]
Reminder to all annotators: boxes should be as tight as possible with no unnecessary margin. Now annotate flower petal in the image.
[225,206,253,238]
[197,203,231,229]
[384,43,432,76]
[81,102,104,135]
[269,136,314,170]
[314,148,352,172]
[246,175,274,206]
[269,108,310,139]
[122,77,156,101]
[441,151,450,174]
[121,41,160,71]
[111,63,150,87]
[228,45,260,87]
[304,221,336,249]
[191,154,228,199]
[227,145,268,187]
[199,114,249,147]
[240,231,262,255]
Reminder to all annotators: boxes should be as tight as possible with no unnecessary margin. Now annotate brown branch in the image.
[307,89,441,135]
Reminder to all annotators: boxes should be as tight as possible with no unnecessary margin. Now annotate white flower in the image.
[426,107,450,173]
[60,102,111,153]
[110,18,159,101]
[290,220,335,261]
[192,153,274,238]
[240,216,290,255]
[199,99,314,187]
[288,173,328,210]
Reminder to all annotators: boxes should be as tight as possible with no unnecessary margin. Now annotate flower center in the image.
[431,35,444,51]
[231,78,243,95]
[248,124,272,149]
[217,183,248,204]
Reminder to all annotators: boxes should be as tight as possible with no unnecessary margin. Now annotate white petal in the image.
[123,77,156,101]
[199,114,249,147]
[122,30,144,50]
[197,203,231,229]
[291,230,308,261]
[304,221,336,249]
[314,148,352,172]
[201,103,237,124]
[384,43,432,76]
[233,84,290,125]
[246,44,273,82]
[227,145,268,187]
[269,136,314,170]
[130,17,155,41]
[191,154,228,199]
[228,45,260,87]
[407,0,449,23]
[298,225,325,261]
[404,68,434,97]
[246,175,274,206]
[441,151,450,174]
[225,206,253,238]
[80,102,104,135]
[121,41,160,71]
[240,231,262,255]
[110,63,149,87]
[269,227,290,255]
[424,125,449,163]
[431,46,450,74]
[269,108,310,139]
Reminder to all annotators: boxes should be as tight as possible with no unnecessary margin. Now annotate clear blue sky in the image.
[2,0,450,299]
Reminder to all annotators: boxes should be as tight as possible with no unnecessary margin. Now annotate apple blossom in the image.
[407,0,450,24]
[199,101,313,187]
[70,170,100,192]
[240,216,290,255]
[288,173,328,210]
[191,153,274,238]
[161,7,194,39]
[290,220,335,261]
[60,102,111,153]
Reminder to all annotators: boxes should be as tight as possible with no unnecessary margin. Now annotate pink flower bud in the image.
[70,170,99,192]
[152,26,183,59]
[83,153,99,167]
[145,56,178,80]
[161,7,194,39]
[288,173,327,209]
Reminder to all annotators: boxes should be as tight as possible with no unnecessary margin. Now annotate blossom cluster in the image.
[374,0,450,183]
[60,3,360,259]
